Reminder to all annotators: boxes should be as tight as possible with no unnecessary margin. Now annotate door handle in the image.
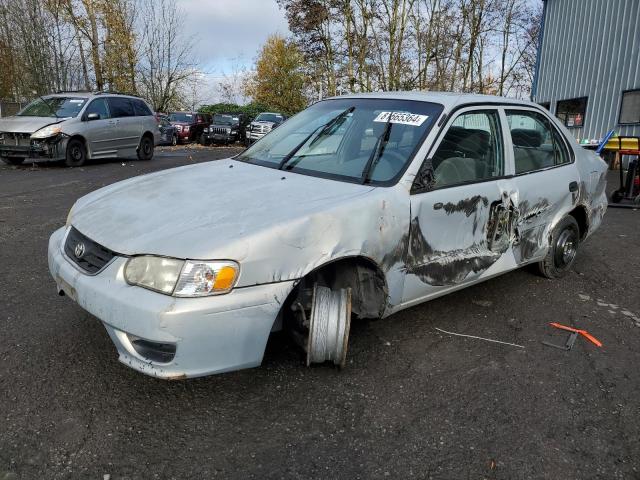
[569,181,578,192]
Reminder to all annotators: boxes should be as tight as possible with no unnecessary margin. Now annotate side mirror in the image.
[410,159,436,195]
[87,112,100,121]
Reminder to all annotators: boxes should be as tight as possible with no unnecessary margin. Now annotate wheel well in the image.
[568,205,588,239]
[141,131,154,142]
[285,256,389,321]
[67,135,86,147]
[66,135,87,155]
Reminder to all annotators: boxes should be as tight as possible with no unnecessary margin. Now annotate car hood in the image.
[0,116,62,134]
[251,121,276,127]
[70,159,375,260]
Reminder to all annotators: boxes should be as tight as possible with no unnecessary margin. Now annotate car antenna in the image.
[361,112,394,184]
[278,106,355,170]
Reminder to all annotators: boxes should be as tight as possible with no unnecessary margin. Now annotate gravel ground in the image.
[1,147,639,479]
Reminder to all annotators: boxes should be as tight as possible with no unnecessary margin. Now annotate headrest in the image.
[458,129,490,156]
[511,129,543,148]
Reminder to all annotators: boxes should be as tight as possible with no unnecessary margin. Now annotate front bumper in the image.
[48,226,295,379]
[204,132,237,143]
[0,136,67,160]
[247,132,266,141]
[175,130,191,141]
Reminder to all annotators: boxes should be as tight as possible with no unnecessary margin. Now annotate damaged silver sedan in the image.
[48,92,608,379]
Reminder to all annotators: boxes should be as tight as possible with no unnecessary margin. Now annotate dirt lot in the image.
[1,146,639,479]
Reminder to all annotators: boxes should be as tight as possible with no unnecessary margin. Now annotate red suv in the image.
[167,112,211,143]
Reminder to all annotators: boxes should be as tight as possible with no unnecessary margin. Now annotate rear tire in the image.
[137,135,154,161]
[65,139,86,167]
[611,189,624,203]
[1,156,24,166]
[537,216,580,279]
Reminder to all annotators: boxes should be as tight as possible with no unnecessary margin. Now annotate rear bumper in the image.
[48,226,296,379]
[0,136,67,160]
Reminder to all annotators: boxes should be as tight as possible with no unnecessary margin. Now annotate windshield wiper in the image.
[38,95,58,119]
[361,113,394,184]
[278,106,355,170]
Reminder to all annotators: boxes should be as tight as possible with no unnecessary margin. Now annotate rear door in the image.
[504,108,577,264]
[402,107,518,305]
[106,97,141,153]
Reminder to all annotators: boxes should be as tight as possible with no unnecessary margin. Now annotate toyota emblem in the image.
[74,242,86,259]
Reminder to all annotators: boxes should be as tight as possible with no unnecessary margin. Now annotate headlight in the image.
[124,257,239,297]
[31,125,62,139]
[124,256,184,294]
[173,260,239,297]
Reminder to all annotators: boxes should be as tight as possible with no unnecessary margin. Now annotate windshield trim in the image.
[236,98,444,187]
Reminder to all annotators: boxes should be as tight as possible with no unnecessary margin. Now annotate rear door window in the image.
[107,97,135,118]
[132,99,153,116]
[506,110,571,174]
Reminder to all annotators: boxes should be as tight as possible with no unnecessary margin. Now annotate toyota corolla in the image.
[48,92,607,379]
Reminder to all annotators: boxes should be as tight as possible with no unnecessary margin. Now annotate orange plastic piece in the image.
[549,322,602,347]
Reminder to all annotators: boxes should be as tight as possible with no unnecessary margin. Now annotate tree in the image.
[136,0,197,111]
[244,35,308,116]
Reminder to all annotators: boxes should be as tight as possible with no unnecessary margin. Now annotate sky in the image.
[176,0,291,103]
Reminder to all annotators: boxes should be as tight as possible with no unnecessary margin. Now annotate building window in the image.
[556,97,587,128]
[538,102,550,111]
[619,89,640,124]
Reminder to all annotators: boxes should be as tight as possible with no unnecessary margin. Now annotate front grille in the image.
[211,126,230,135]
[64,227,117,274]
[252,124,271,134]
[0,132,31,146]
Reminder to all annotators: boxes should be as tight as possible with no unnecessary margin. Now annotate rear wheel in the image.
[537,216,580,279]
[611,189,624,203]
[1,156,24,166]
[137,135,154,160]
[65,139,86,167]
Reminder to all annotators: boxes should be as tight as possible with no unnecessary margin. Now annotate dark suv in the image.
[200,114,243,145]
[167,112,210,143]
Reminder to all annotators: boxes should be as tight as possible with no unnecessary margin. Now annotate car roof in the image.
[45,92,145,101]
[325,91,536,111]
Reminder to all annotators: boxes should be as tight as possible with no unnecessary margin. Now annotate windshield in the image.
[237,98,443,185]
[213,114,234,125]
[255,113,283,123]
[17,97,87,118]
[169,112,194,122]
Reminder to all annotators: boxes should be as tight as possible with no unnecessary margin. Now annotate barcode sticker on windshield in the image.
[373,112,428,126]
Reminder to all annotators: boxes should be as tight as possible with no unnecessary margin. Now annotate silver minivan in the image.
[0,92,159,167]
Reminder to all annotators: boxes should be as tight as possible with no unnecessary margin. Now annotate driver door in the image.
[402,107,518,305]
